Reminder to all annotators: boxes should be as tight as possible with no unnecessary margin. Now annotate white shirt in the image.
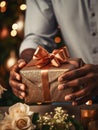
[19,0,98,64]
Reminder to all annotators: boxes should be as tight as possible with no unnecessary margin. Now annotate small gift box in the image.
[20,46,83,104]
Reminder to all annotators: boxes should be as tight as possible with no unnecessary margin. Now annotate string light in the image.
[1,26,9,39]
[6,51,17,69]
[10,30,17,37]
[0,1,6,7]
[16,20,24,31]
[12,23,18,30]
[20,4,27,11]
[0,1,7,13]
[11,14,24,37]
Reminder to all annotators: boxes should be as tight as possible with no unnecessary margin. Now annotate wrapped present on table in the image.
[20,46,83,104]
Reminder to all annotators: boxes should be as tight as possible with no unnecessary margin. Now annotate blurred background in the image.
[0,0,64,106]
[0,0,26,106]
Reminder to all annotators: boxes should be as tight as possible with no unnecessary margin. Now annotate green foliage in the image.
[0,88,23,106]
[69,117,84,130]
[32,113,39,124]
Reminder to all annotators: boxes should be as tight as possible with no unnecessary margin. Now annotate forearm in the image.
[19,0,58,62]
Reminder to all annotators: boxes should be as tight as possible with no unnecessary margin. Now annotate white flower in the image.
[0,104,75,130]
[11,116,36,130]
[5,102,33,120]
[0,116,36,130]
[0,102,36,130]
[37,107,74,130]
[54,107,62,112]
[0,120,13,130]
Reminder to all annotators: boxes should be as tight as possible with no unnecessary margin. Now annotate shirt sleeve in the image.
[19,0,58,55]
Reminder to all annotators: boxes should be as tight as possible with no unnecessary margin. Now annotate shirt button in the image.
[93,48,98,54]
[91,12,95,17]
[92,32,96,36]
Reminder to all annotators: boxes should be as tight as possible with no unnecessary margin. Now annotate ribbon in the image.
[32,46,70,68]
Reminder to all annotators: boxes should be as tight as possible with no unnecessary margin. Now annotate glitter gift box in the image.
[20,46,83,104]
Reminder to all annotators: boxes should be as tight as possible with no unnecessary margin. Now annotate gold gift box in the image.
[20,62,76,104]
[20,46,82,104]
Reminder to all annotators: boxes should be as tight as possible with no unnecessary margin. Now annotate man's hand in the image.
[58,59,98,105]
[9,59,27,99]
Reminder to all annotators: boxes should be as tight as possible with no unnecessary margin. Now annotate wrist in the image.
[20,48,35,63]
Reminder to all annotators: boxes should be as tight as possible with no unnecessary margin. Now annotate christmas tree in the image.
[0,0,26,106]
[0,0,64,106]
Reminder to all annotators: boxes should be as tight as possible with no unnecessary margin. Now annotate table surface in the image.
[0,103,98,121]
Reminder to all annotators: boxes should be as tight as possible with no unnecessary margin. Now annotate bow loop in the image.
[33,46,49,60]
[32,46,70,68]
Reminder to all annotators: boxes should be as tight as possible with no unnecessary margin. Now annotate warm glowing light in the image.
[0,6,6,13]
[1,27,9,38]
[0,1,6,7]
[12,23,18,30]
[16,20,24,31]
[81,110,96,118]
[6,58,17,69]
[85,100,92,105]
[6,51,17,69]
[37,102,42,105]
[54,36,61,44]
[10,30,17,37]
[20,4,27,11]
[0,1,7,12]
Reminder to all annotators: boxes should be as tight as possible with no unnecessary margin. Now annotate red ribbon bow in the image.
[32,46,70,68]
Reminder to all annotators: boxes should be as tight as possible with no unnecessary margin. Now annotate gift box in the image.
[20,46,83,104]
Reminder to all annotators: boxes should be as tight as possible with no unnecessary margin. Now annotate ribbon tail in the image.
[41,70,51,102]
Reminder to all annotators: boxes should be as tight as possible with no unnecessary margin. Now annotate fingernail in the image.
[18,61,26,67]
[19,95,24,99]
[58,77,63,82]
[58,84,64,90]
[65,95,71,101]
[72,101,77,106]
[21,92,25,98]
[16,75,20,80]
[20,85,25,91]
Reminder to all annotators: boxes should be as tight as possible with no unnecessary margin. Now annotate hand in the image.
[9,59,27,99]
[58,59,98,105]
